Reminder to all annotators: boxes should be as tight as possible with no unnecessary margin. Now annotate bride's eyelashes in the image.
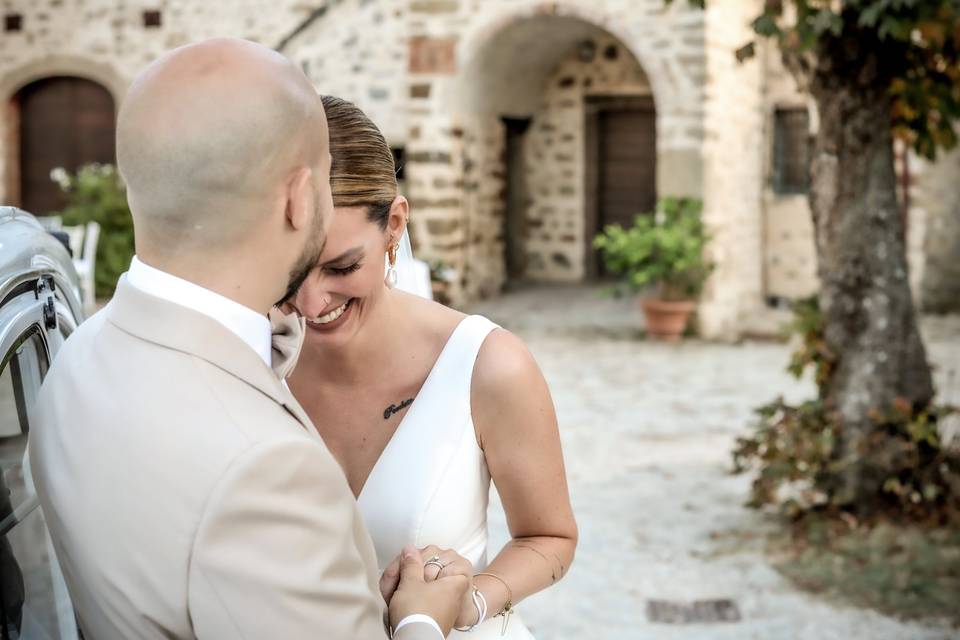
[325,262,363,276]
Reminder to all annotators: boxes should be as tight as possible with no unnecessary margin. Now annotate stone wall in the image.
[5,0,948,332]
[915,146,960,312]
[759,41,819,302]
[281,0,408,145]
[522,33,652,282]
[699,0,766,339]
[0,0,313,206]
[404,0,707,302]
[461,113,505,299]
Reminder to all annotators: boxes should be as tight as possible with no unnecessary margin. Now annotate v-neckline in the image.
[355,316,470,501]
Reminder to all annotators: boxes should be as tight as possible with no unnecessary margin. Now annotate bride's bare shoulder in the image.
[473,328,540,392]
[470,327,554,444]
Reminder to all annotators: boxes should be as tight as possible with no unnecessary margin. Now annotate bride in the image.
[284,96,577,638]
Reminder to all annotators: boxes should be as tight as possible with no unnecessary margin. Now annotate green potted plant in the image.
[593,197,712,341]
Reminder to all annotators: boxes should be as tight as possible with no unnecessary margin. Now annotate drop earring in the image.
[385,242,398,288]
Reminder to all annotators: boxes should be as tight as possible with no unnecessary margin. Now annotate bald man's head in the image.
[117,38,327,252]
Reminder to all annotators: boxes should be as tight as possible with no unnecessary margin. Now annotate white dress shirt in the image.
[123,256,443,640]
[126,256,273,367]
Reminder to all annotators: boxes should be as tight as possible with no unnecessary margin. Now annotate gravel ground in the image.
[468,285,960,640]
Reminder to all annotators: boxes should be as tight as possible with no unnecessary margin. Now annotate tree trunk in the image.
[807,38,935,504]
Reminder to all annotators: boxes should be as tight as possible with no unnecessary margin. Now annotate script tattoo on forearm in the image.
[383,398,414,420]
[514,539,567,583]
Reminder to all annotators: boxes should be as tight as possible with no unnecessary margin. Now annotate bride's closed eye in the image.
[325,262,363,276]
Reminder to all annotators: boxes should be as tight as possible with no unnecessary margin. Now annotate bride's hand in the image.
[417,545,479,629]
[378,545,474,606]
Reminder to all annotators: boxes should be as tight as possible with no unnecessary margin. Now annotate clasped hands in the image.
[380,544,479,633]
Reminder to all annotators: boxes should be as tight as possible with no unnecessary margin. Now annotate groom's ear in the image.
[386,195,409,238]
[285,166,314,232]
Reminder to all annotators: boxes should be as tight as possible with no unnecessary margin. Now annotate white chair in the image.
[63,225,85,259]
[63,222,100,316]
[37,215,63,231]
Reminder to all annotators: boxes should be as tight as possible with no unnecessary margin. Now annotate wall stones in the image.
[519,32,652,282]
[759,41,819,303]
[282,0,408,144]
[3,0,955,333]
[915,147,960,312]
[0,0,314,208]
[699,0,766,340]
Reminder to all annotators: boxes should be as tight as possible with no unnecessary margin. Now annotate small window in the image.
[772,107,810,194]
[143,9,162,28]
[0,330,48,519]
[4,14,22,32]
[392,147,406,183]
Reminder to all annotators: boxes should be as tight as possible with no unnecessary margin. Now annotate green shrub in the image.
[733,297,960,524]
[592,197,712,300]
[52,164,134,299]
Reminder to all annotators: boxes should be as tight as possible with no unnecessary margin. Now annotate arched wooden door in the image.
[15,77,116,216]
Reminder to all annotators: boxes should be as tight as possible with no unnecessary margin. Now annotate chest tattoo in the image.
[383,397,414,420]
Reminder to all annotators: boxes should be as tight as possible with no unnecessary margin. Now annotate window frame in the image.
[0,289,51,534]
[771,106,812,195]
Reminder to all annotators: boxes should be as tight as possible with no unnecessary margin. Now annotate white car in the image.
[1,206,84,639]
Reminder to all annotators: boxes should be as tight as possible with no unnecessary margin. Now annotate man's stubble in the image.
[275,181,326,309]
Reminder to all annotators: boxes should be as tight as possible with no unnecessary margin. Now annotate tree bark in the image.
[806,35,935,503]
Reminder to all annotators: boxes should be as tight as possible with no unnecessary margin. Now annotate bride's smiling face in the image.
[287,94,406,344]
[289,198,407,344]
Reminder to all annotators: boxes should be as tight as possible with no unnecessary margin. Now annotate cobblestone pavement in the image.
[467,285,960,640]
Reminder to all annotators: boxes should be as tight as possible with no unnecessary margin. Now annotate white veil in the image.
[387,228,433,300]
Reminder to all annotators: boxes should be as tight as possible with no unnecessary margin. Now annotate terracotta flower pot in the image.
[640,298,697,342]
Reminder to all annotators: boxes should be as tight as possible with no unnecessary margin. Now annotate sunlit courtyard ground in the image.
[471,285,960,640]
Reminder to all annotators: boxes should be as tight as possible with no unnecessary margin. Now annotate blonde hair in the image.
[320,95,397,229]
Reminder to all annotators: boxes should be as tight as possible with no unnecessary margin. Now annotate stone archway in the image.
[9,76,117,216]
[463,19,661,296]
[404,1,704,304]
[457,21,658,289]
[1,58,124,213]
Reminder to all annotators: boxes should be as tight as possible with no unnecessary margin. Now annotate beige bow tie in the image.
[269,308,306,379]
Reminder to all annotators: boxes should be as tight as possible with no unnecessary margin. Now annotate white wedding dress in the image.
[358,315,535,639]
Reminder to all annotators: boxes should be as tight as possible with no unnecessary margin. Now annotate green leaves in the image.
[677,0,960,160]
[53,163,134,298]
[733,296,960,524]
[592,198,712,301]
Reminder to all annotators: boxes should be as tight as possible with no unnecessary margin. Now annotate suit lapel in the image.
[107,277,316,433]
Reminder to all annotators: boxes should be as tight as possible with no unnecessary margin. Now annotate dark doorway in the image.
[14,77,116,216]
[502,116,531,281]
[585,95,656,278]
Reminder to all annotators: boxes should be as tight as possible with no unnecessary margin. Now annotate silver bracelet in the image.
[453,587,487,632]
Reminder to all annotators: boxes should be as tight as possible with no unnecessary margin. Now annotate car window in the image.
[0,329,46,514]
[1,328,79,640]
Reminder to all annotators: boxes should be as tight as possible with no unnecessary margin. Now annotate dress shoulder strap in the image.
[430,315,499,386]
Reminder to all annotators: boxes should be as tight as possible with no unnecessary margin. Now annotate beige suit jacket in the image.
[28,279,436,639]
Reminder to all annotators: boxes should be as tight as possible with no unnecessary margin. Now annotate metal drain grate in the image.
[646,599,741,624]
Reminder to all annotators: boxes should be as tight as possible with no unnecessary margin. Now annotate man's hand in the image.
[380,545,473,605]
[387,546,470,635]
[415,545,477,629]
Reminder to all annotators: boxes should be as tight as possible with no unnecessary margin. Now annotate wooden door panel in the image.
[18,77,115,216]
[584,96,657,279]
[598,107,656,230]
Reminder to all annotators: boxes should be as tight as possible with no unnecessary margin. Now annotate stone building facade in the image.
[1,0,957,338]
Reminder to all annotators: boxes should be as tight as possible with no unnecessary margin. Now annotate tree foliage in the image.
[672,0,960,159]
[53,164,135,298]
[732,298,960,524]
